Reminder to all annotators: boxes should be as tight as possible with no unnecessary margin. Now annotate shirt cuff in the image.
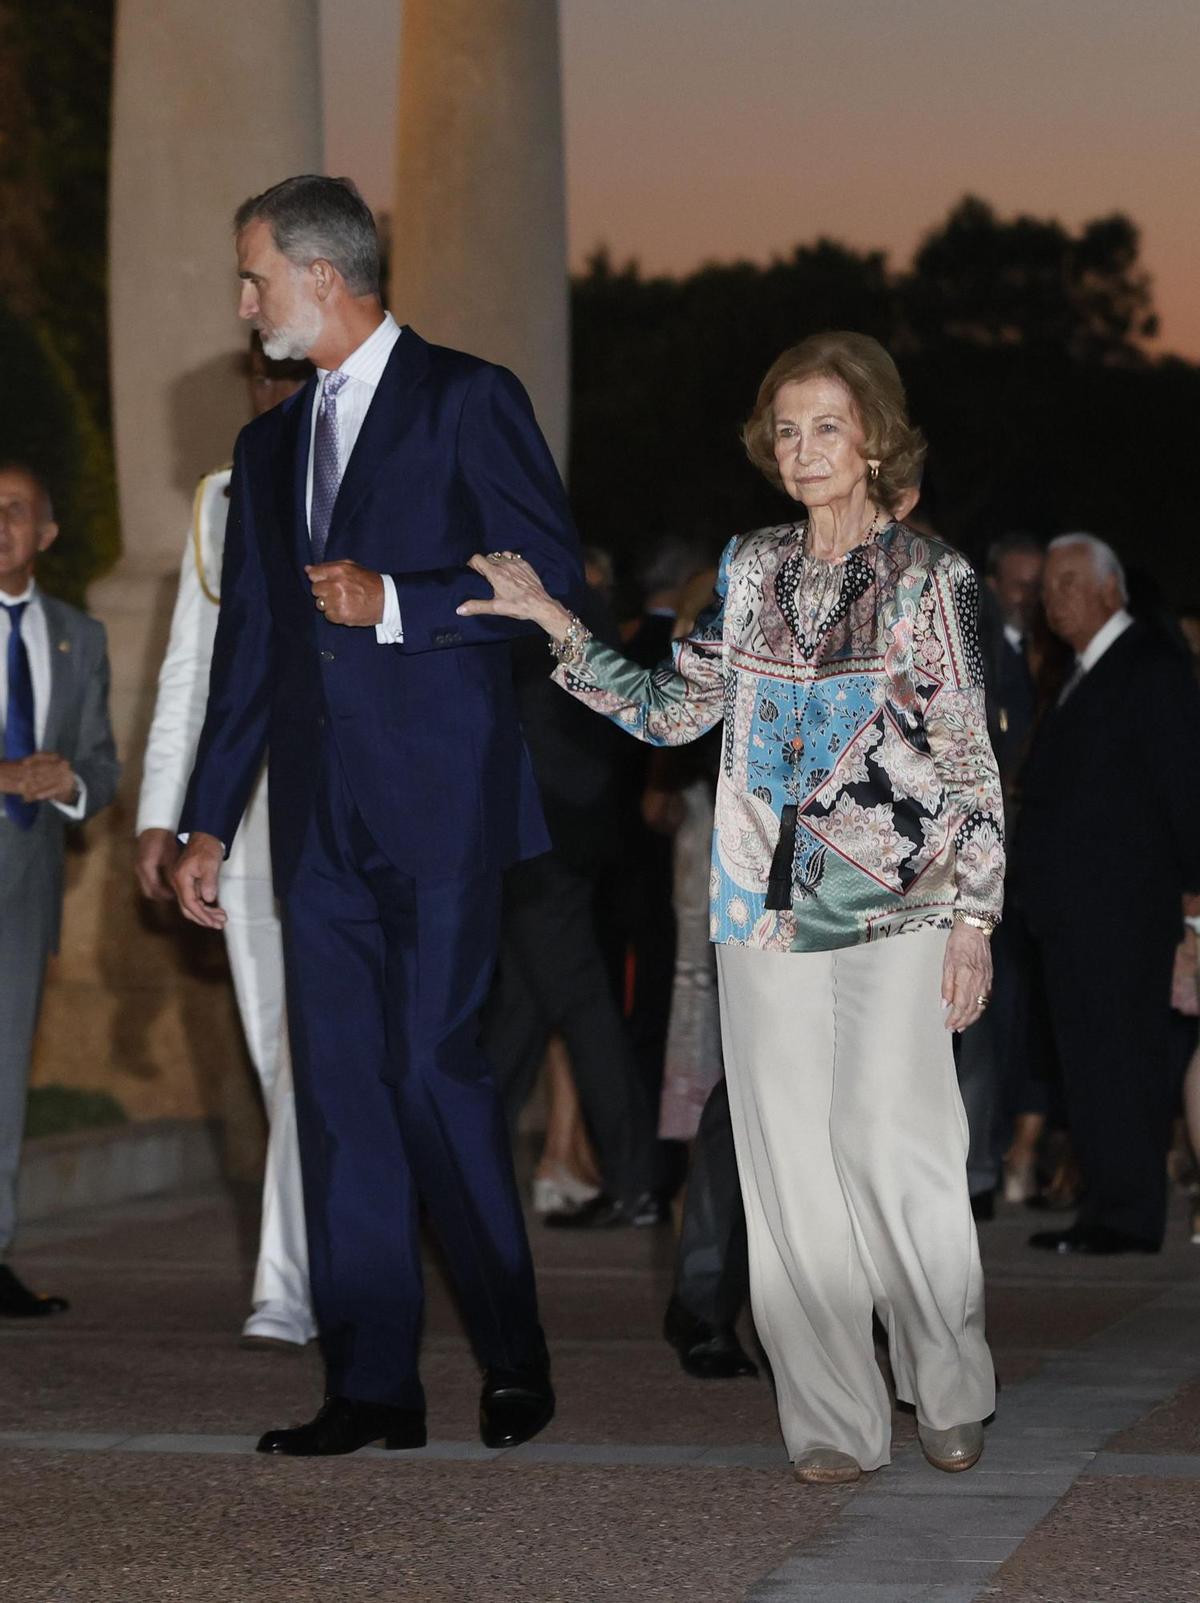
[375,574,404,644]
[52,774,88,822]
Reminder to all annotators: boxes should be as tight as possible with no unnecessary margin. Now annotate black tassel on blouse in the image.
[765,804,798,911]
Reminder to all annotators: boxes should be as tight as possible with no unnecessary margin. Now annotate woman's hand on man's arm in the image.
[457,552,576,641]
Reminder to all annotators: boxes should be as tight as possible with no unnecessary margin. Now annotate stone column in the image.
[32,1,322,1159]
[392,0,569,473]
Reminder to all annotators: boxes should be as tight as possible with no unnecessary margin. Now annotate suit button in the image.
[316,713,326,729]
[320,650,335,662]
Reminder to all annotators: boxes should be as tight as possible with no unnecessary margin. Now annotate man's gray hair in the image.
[234,175,380,297]
[1048,532,1129,603]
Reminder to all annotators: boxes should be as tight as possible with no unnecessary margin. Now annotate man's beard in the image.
[259,302,321,361]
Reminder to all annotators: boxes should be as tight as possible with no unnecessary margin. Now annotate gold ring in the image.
[316,598,326,611]
[976,994,990,1007]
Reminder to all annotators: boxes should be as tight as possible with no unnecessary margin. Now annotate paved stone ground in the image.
[2,1182,1199,1601]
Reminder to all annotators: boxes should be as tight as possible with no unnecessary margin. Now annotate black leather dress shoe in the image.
[663,1298,758,1380]
[1028,1224,1159,1256]
[256,1395,427,1456]
[544,1191,668,1230]
[0,1265,69,1318]
[480,1363,555,1448]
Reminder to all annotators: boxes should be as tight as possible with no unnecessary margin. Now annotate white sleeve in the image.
[135,530,221,834]
[53,777,88,822]
[374,573,404,644]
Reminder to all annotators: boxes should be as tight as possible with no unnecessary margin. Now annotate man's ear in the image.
[311,259,336,302]
[37,521,60,555]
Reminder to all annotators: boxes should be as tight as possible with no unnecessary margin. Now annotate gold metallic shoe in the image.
[917,1421,984,1472]
[793,1448,862,1485]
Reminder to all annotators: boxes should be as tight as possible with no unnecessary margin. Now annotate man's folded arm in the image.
[177,443,273,851]
[388,364,584,654]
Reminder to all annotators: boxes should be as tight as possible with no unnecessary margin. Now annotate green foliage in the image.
[569,197,1198,600]
[0,0,115,432]
[25,1084,128,1140]
[0,298,120,607]
[0,1,118,606]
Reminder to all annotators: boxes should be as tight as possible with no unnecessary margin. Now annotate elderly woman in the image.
[461,332,1002,1483]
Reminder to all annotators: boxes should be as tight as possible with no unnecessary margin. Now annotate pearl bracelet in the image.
[954,910,998,935]
[548,612,592,667]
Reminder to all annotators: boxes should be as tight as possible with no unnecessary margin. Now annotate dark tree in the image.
[569,197,1199,602]
[900,195,1158,362]
[0,0,119,603]
[0,298,119,608]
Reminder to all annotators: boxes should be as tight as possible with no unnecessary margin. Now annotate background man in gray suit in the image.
[0,462,119,1317]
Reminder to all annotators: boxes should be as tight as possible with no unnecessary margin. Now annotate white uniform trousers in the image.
[716,930,994,1471]
[222,785,314,1342]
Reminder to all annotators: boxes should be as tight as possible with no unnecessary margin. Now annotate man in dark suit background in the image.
[0,463,119,1317]
[956,533,1044,1217]
[1016,533,1200,1254]
[482,585,663,1228]
[173,176,583,1455]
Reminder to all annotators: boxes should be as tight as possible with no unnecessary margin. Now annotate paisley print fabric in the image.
[555,521,1005,953]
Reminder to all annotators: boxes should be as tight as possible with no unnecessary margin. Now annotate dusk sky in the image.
[321,0,1200,357]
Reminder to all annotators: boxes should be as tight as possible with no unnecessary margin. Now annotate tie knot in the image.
[323,370,350,401]
[2,601,27,632]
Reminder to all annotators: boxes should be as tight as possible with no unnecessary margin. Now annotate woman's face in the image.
[772,375,870,508]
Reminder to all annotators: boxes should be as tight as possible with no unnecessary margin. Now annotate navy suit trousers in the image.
[281,733,542,1407]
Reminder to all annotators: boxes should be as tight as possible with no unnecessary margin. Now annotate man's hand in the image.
[305,560,385,626]
[0,753,76,804]
[171,832,227,929]
[20,753,77,804]
[135,828,182,902]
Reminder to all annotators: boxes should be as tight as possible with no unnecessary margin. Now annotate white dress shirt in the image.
[0,580,87,819]
[305,311,405,644]
[1078,607,1133,673]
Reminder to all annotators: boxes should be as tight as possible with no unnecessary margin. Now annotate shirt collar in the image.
[1079,608,1133,673]
[0,578,37,608]
[318,311,401,392]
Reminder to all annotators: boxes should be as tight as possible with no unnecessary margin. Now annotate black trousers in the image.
[672,1078,749,1329]
[483,852,656,1207]
[1034,920,1178,1245]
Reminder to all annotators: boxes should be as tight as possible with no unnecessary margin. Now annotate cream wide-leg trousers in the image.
[716,930,994,1471]
[222,879,313,1341]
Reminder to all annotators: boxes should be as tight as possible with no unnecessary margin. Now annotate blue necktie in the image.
[3,601,37,829]
[310,370,350,562]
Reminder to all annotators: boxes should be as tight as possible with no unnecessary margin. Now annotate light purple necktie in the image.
[310,370,350,562]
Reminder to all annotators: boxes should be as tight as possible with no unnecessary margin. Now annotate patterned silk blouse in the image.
[554,520,1005,953]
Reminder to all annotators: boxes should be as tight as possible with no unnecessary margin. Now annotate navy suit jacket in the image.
[179,328,584,890]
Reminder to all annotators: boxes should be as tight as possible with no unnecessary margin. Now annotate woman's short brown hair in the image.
[741,331,926,516]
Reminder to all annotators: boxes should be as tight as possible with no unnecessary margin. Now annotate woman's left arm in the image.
[922,554,1005,1030]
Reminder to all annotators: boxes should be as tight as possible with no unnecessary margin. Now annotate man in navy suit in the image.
[173,175,583,1456]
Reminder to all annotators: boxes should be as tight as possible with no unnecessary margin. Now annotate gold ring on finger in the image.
[976,994,990,1007]
[316,598,326,611]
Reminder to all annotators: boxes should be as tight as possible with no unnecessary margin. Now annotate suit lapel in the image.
[323,328,431,558]
[38,595,74,751]
[1059,624,1139,718]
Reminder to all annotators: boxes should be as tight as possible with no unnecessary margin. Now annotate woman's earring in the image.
[868,461,880,482]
